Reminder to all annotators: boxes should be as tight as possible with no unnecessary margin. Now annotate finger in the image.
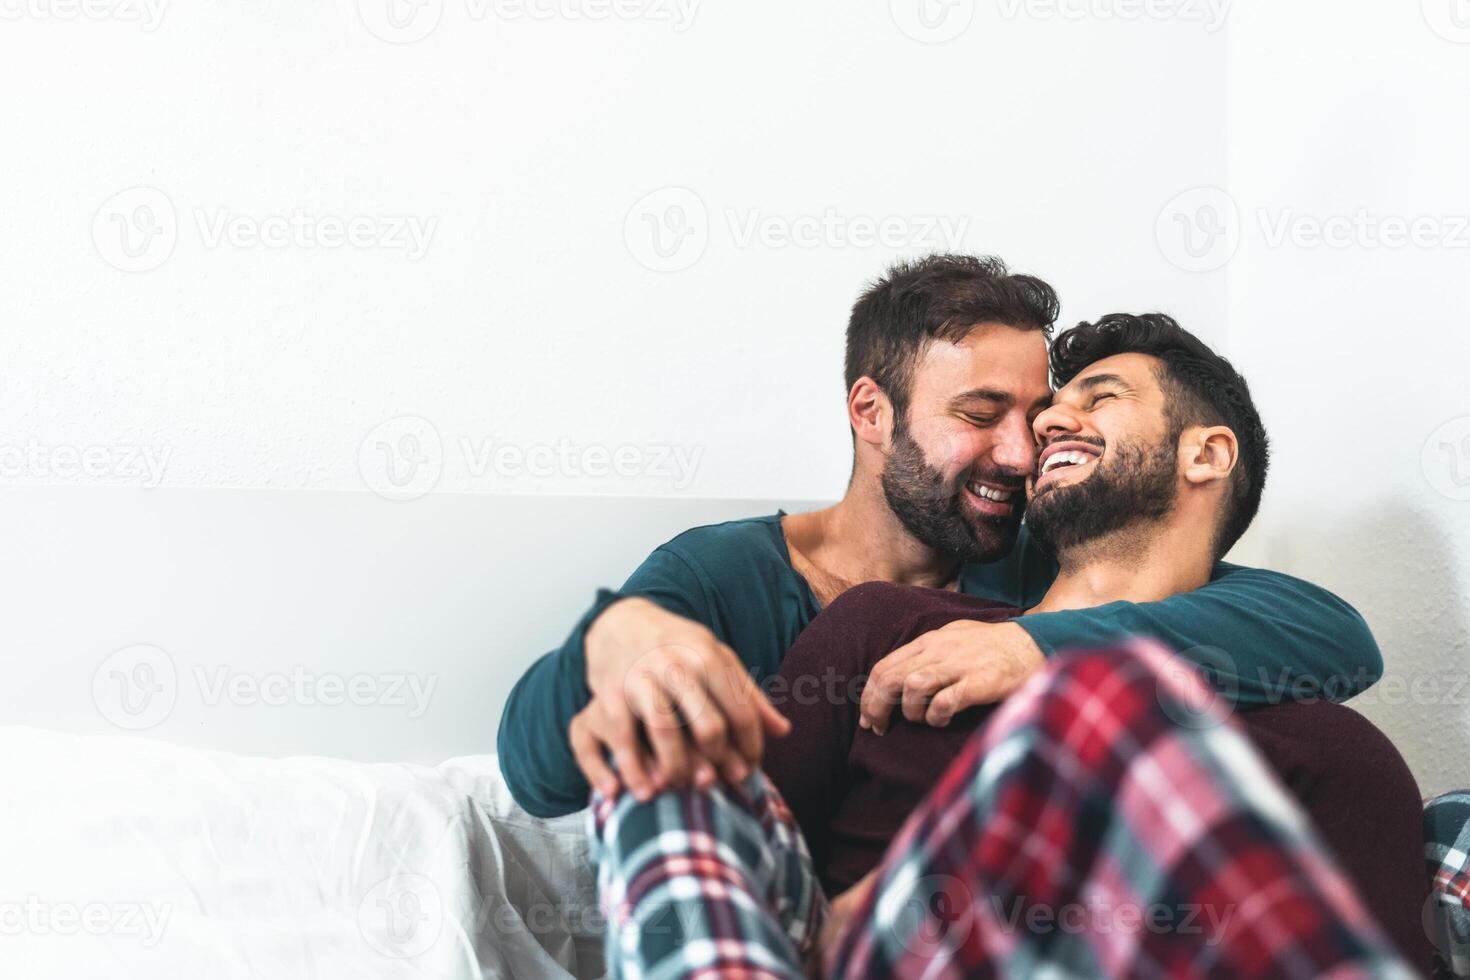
[703,654,768,766]
[861,655,922,734]
[670,670,731,765]
[923,680,967,728]
[601,700,657,801]
[928,665,1006,726]
[859,669,905,735]
[570,715,621,798]
[626,673,694,791]
[901,668,950,724]
[716,753,748,787]
[677,659,755,785]
[859,639,927,730]
[756,681,792,737]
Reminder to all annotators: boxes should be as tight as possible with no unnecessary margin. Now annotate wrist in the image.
[584,596,649,689]
[1004,618,1050,661]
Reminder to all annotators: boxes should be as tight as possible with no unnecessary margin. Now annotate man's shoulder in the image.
[655,512,791,577]
[649,514,811,650]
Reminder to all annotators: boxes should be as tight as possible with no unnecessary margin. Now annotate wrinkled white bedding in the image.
[0,727,603,980]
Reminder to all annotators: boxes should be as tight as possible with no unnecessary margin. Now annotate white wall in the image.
[0,1,1225,501]
[1224,0,1470,798]
[0,3,1464,792]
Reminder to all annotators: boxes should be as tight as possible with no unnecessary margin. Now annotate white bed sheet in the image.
[0,727,603,980]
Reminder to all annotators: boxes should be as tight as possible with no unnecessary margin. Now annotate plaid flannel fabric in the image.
[589,766,828,980]
[1425,791,1470,977]
[592,640,1415,979]
[826,640,1413,979]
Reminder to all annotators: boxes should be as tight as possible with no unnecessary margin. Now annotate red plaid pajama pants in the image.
[590,640,1416,979]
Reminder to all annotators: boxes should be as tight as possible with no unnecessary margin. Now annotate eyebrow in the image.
[950,388,1053,414]
[1074,372,1129,392]
[949,388,1015,407]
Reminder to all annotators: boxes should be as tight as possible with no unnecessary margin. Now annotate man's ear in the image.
[848,377,893,449]
[1180,425,1238,486]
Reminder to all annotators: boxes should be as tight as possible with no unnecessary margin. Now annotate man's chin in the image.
[957,502,1022,561]
[1031,469,1091,502]
[969,529,1019,564]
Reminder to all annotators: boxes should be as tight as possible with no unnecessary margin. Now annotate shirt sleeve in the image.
[496,547,714,818]
[1013,562,1384,705]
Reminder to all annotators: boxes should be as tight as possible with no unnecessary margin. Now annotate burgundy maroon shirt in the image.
[762,582,1017,895]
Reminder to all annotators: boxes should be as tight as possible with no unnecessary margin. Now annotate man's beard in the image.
[880,418,1024,564]
[1026,435,1178,558]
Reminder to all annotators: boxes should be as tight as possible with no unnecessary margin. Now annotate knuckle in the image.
[607,712,636,740]
[658,748,688,775]
[724,692,757,725]
[696,717,728,749]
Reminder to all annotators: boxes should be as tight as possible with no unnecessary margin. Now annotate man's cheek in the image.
[912,418,985,480]
[939,429,988,475]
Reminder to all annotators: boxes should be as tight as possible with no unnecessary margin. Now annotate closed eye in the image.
[1089,392,1117,408]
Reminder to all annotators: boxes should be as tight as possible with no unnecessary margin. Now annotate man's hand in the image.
[573,597,790,802]
[812,869,878,971]
[859,620,1044,734]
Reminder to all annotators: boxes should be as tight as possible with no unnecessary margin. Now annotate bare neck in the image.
[784,471,962,593]
[1027,515,1216,614]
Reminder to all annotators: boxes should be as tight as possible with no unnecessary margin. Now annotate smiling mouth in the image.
[1039,450,1097,477]
[1034,443,1104,490]
[966,480,1016,503]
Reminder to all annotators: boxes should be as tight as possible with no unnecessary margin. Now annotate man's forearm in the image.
[1013,564,1383,704]
[497,591,623,817]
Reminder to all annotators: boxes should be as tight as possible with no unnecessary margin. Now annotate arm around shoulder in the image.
[1014,562,1382,706]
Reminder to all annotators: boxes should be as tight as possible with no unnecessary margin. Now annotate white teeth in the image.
[969,483,1013,502]
[1041,450,1097,475]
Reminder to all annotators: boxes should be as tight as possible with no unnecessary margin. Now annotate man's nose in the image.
[990,415,1037,475]
[1033,402,1082,442]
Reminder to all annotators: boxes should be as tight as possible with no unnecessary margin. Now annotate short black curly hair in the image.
[845,254,1059,419]
[1049,313,1270,558]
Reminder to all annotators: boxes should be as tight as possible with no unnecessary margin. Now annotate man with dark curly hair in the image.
[588,312,1427,978]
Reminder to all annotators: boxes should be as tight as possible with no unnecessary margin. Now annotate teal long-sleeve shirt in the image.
[497,512,1382,818]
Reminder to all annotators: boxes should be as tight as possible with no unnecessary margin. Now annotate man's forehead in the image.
[913,322,1050,398]
[1060,352,1164,395]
